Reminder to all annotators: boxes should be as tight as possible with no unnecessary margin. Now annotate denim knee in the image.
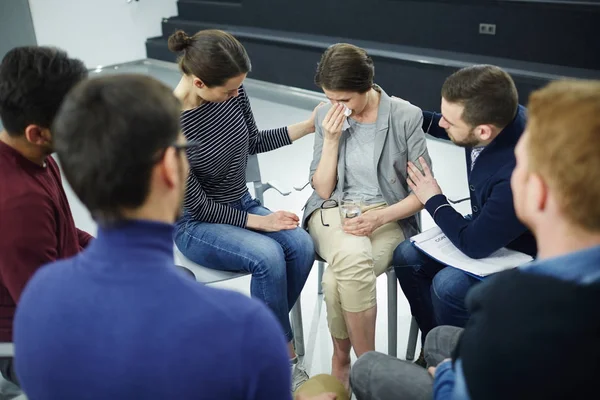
[393,239,427,269]
[431,267,473,308]
[432,267,462,305]
[293,227,316,267]
[173,217,190,250]
[251,240,287,279]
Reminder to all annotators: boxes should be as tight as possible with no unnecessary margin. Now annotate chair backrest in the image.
[245,154,262,184]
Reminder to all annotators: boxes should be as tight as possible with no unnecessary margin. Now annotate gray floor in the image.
[61,59,472,382]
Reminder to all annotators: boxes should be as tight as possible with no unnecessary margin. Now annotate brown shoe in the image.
[414,349,426,368]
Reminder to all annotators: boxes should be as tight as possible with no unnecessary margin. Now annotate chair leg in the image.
[254,183,264,205]
[406,316,419,361]
[317,261,324,295]
[386,269,398,358]
[291,297,305,357]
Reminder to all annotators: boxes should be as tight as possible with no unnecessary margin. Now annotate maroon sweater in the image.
[0,141,92,341]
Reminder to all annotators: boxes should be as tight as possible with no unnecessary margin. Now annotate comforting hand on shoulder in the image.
[407,157,442,204]
[306,102,326,134]
[289,102,326,141]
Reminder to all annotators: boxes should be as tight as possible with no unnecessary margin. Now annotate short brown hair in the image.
[441,65,518,129]
[168,29,251,87]
[526,79,600,232]
[315,43,374,93]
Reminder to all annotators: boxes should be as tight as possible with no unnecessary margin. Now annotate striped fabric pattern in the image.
[180,85,291,227]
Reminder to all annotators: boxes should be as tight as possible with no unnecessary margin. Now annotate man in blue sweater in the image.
[12,74,336,400]
[351,78,600,400]
[393,65,537,362]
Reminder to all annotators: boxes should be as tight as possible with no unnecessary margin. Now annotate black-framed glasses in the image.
[320,199,338,227]
[152,140,202,163]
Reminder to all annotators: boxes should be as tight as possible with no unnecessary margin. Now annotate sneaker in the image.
[414,349,427,368]
[291,359,309,392]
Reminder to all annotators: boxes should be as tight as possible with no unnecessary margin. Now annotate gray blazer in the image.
[301,86,432,239]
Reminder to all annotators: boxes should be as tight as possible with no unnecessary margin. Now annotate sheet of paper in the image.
[410,226,533,278]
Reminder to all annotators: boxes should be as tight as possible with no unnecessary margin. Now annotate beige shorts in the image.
[308,205,404,339]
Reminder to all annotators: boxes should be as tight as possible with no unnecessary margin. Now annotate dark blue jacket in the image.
[423,106,537,259]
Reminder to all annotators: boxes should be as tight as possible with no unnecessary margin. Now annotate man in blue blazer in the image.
[394,65,537,363]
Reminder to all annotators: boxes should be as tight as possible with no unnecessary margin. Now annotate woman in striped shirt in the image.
[169,29,317,391]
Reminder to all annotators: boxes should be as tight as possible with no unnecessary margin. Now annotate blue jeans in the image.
[393,240,478,343]
[174,191,314,342]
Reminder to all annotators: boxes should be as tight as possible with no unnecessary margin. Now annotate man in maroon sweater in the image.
[0,46,90,384]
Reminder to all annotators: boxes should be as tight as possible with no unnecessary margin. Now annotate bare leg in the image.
[345,304,377,358]
[331,336,352,392]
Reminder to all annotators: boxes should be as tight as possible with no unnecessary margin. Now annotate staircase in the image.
[146,0,600,110]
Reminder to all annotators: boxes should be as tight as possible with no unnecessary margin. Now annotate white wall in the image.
[28,0,177,68]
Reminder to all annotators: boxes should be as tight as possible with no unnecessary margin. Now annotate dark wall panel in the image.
[242,41,548,110]
[177,0,599,70]
[147,36,550,111]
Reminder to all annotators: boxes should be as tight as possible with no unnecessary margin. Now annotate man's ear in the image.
[161,147,179,189]
[24,125,51,146]
[530,173,548,213]
[477,124,494,142]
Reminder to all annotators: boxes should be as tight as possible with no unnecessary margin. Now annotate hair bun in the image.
[168,30,192,53]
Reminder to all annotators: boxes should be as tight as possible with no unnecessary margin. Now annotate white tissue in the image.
[343,104,353,117]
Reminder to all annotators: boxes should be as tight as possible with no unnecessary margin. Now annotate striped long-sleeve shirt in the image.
[181,85,292,228]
